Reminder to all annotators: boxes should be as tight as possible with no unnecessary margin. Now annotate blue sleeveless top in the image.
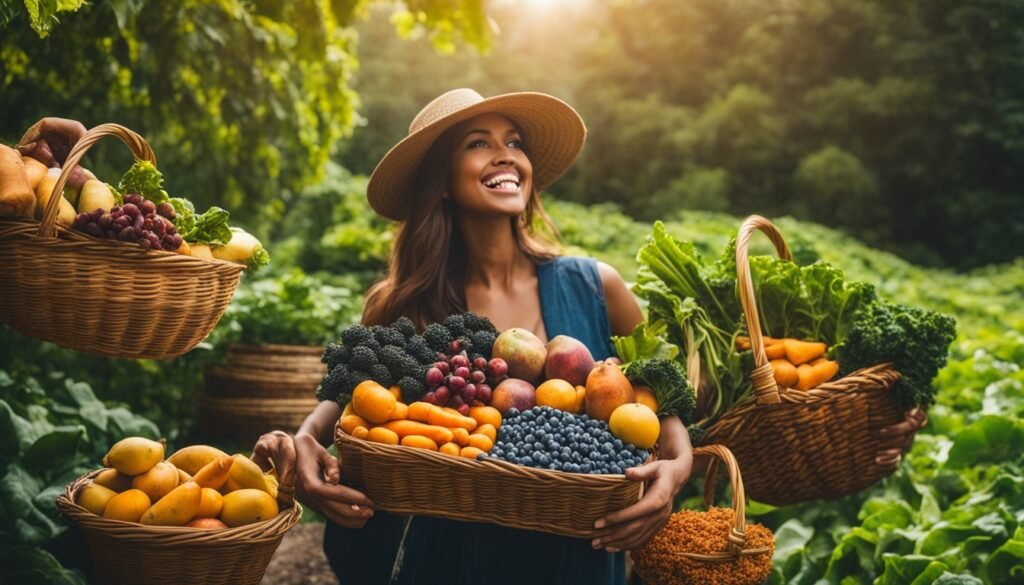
[393,256,626,585]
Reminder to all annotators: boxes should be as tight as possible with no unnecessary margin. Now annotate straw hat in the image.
[367,88,587,221]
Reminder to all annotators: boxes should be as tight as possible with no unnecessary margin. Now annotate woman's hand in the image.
[590,455,693,553]
[253,430,375,528]
[875,407,928,469]
[17,117,87,166]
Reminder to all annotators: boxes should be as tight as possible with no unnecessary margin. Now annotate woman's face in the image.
[448,112,533,217]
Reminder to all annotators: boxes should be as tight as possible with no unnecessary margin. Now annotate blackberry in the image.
[397,376,426,402]
[376,326,407,348]
[404,335,436,364]
[423,323,452,352]
[340,325,372,347]
[462,312,497,333]
[370,364,395,388]
[393,317,417,340]
[349,345,378,371]
[443,314,469,338]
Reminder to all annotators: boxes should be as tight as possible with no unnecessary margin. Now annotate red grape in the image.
[422,391,438,404]
[473,357,487,370]
[449,340,463,354]
[449,376,466,391]
[476,384,492,404]
[462,384,477,401]
[434,386,450,404]
[454,366,470,379]
[451,355,470,369]
[425,367,444,387]
[471,370,486,384]
[435,361,450,375]
[156,202,175,219]
[456,403,470,416]
[139,199,156,216]
[487,358,508,378]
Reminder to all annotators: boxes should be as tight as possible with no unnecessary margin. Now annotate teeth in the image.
[484,173,519,188]
[498,181,518,191]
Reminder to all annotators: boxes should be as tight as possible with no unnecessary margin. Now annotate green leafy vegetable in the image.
[118,160,169,204]
[169,197,195,237]
[622,358,696,422]
[183,206,232,246]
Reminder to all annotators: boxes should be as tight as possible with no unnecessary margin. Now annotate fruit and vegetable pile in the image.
[0,127,269,268]
[77,438,284,529]
[620,221,957,437]
[323,313,697,473]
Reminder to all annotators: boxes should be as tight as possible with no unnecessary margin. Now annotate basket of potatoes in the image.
[56,437,301,585]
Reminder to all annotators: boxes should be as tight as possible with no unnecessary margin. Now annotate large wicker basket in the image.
[699,216,904,505]
[56,470,302,585]
[335,423,646,537]
[633,444,774,585]
[0,123,245,359]
[198,344,323,444]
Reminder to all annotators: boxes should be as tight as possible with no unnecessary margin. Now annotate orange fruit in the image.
[608,403,661,449]
[468,406,502,429]
[351,426,370,440]
[535,379,577,412]
[352,382,397,424]
[574,385,586,413]
[634,386,658,413]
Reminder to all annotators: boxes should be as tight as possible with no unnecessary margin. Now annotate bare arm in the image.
[598,261,643,337]
[297,400,343,445]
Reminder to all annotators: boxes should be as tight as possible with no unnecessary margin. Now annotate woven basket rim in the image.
[57,470,302,543]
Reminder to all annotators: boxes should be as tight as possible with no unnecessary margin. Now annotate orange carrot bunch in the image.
[735,336,840,390]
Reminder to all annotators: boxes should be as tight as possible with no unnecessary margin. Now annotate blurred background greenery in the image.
[2,1,1023,584]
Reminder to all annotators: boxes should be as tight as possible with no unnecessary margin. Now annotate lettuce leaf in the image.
[181,206,231,246]
[118,160,169,204]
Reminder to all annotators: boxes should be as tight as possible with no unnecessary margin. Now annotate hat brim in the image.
[367,92,586,221]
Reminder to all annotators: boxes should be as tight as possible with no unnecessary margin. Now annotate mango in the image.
[219,489,279,527]
[103,437,165,476]
[192,455,235,490]
[77,179,115,214]
[103,489,151,523]
[166,444,228,476]
[78,483,118,516]
[93,468,133,492]
[131,461,179,501]
[140,481,202,526]
[34,170,76,226]
[585,361,635,422]
[195,488,224,519]
[223,455,268,493]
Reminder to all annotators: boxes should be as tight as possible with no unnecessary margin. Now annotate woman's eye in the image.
[469,139,488,148]
[508,139,524,149]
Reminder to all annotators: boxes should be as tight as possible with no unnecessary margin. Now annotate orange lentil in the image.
[632,507,774,585]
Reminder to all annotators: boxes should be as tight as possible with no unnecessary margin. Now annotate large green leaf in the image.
[946,415,1024,468]
[984,537,1024,585]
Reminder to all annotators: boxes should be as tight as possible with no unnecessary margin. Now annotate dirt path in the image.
[261,522,339,585]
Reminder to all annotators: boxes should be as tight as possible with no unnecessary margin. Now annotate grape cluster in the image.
[71,193,182,252]
[422,350,508,414]
[489,407,649,474]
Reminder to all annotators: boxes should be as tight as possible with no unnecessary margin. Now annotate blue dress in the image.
[324,256,625,585]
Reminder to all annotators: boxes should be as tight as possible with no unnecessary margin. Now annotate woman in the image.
[252,89,926,584]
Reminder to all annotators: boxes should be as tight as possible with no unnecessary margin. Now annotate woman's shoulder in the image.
[539,256,624,287]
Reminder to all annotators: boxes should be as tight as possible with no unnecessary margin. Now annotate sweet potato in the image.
[784,339,826,365]
[0,145,36,218]
[401,435,438,451]
[769,359,799,388]
[382,420,454,445]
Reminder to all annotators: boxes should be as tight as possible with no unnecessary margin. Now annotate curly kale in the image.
[423,323,452,352]
[687,426,705,446]
[836,301,956,409]
[625,358,696,423]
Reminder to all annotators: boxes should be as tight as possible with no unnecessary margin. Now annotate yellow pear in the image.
[140,481,202,526]
[78,483,118,516]
[77,179,115,214]
[103,489,152,523]
[166,445,229,476]
[102,437,165,476]
[34,170,76,226]
[219,489,279,527]
[21,156,48,190]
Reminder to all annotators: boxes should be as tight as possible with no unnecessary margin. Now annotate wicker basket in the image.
[699,216,904,505]
[56,470,302,585]
[633,444,774,585]
[198,344,322,444]
[0,123,245,359]
[335,423,645,537]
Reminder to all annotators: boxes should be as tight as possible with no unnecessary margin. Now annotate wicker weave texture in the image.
[335,425,644,537]
[56,471,302,585]
[700,216,904,506]
[0,124,244,359]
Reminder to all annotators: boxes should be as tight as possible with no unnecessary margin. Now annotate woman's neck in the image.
[458,215,532,289]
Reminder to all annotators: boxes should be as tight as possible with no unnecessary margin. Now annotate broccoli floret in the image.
[379,345,409,375]
[316,363,368,404]
[443,314,468,338]
[340,325,372,347]
[321,342,349,370]
[370,364,396,388]
[404,335,436,364]
[393,317,417,340]
[358,337,381,353]
[469,330,497,359]
[836,301,956,409]
[349,345,378,371]
[626,358,696,423]
[462,312,497,333]
[423,323,452,352]
[398,375,426,402]
[687,425,705,446]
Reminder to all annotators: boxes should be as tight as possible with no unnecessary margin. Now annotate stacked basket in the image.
[0,124,244,359]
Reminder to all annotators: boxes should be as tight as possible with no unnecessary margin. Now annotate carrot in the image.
[765,344,787,360]
[367,427,400,445]
[407,402,433,423]
[340,414,369,435]
[0,145,37,218]
[475,423,497,443]
[382,420,454,445]
[769,359,799,388]
[452,427,470,446]
[427,406,477,431]
[460,446,485,459]
[795,359,838,390]
[784,339,826,365]
[735,336,751,351]
[468,434,493,452]
[401,435,438,450]
[389,402,409,421]
[439,442,461,456]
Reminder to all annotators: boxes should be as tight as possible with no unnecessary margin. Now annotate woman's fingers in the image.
[317,443,341,485]
[596,512,669,552]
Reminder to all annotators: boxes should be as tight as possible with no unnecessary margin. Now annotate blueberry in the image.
[521,456,534,466]
[507,408,519,417]
[522,410,534,420]
[613,439,623,450]
[536,429,546,440]
[539,454,551,466]
[610,464,623,474]
[549,461,561,471]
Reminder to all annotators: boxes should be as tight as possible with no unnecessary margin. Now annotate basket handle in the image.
[39,123,157,238]
[736,215,792,405]
[692,444,747,557]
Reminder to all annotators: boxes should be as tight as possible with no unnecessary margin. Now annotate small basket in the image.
[335,423,645,537]
[56,470,302,585]
[0,123,245,359]
[699,216,904,505]
[633,444,774,585]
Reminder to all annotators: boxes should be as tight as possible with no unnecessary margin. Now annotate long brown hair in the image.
[363,121,562,328]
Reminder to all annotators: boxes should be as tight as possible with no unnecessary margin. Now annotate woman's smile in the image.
[480,169,522,195]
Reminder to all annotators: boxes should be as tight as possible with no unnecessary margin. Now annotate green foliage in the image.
[0,0,489,239]
[0,369,158,583]
[622,359,695,422]
[0,0,86,38]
